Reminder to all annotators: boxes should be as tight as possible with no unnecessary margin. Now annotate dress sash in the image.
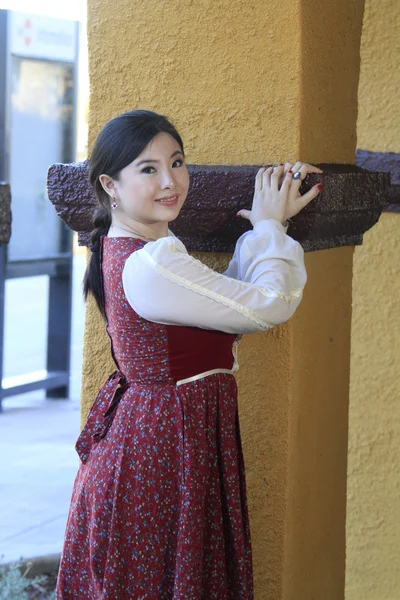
[75,370,129,463]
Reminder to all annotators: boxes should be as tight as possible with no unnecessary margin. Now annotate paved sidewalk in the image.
[0,252,85,565]
[0,396,80,564]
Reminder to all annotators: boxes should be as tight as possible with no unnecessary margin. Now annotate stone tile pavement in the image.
[0,253,85,565]
[0,396,80,564]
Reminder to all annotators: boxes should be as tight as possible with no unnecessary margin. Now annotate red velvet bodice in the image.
[101,236,237,386]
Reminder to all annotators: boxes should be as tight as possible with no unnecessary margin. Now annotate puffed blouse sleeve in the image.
[121,219,307,335]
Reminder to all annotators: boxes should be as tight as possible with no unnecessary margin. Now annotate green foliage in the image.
[0,558,56,600]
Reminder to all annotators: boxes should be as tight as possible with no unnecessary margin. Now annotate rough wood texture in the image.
[0,182,11,245]
[356,149,399,212]
[47,162,390,252]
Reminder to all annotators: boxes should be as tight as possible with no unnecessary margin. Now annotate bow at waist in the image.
[75,370,129,464]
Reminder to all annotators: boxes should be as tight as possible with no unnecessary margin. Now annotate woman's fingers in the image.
[277,161,322,188]
[270,165,284,191]
[291,161,303,174]
[247,161,323,225]
[291,161,323,175]
[255,167,264,191]
[259,161,322,187]
[275,163,293,189]
[280,168,293,193]
[236,209,252,220]
[291,184,322,213]
[261,166,274,189]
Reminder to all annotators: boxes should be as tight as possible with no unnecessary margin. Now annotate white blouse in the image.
[121,219,306,336]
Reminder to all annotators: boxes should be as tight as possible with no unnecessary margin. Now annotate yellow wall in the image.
[356,0,400,152]
[347,214,400,599]
[85,0,364,597]
[87,0,364,165]
[237,247,353,599]
[87,0,302,163]
[83,0,400,594]
[346,0,400,597]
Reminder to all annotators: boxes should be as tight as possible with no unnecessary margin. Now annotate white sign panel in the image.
[9,11,76,62]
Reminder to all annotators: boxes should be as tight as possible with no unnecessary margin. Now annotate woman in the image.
[56,109,323,599]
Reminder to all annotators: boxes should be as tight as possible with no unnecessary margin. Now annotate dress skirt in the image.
[56,374,253,599]
[56,236,255,599]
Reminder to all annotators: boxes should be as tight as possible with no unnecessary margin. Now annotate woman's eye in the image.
[173,159,184,168]
[141,159,184,173]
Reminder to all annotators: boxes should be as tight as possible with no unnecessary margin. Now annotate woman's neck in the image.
[109,219,168,241]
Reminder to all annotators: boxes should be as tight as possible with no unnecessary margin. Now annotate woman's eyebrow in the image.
[136,150,184,166]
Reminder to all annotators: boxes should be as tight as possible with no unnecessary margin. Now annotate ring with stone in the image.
[293,171,302,180]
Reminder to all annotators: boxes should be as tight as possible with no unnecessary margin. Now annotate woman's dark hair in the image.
[83,109,184,318]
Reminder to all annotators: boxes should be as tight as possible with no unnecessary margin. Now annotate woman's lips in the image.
[155,194,179,206]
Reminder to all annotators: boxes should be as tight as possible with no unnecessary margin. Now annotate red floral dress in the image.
[57,221,306,599]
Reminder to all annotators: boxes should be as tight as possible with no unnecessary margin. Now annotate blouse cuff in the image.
[253,219,289,235]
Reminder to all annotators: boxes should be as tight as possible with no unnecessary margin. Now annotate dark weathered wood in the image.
[47,162,391,253]
[356,149,399,213]
[0,182,11,245]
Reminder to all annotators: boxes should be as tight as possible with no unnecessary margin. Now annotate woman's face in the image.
[105,132,189,226]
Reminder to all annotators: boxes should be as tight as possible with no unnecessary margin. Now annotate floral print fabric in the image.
[56,237,254,599]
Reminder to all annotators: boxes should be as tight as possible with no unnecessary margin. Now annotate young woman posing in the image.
[56,109,322,600]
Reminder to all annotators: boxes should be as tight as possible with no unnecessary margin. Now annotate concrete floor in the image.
[0,253,85,564]
[0,400,80,564]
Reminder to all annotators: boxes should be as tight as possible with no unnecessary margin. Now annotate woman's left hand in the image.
[279,161,323,220]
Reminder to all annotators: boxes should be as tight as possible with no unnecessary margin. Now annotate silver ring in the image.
[293,171,302,180]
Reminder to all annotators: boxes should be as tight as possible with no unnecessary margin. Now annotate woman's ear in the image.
[99,174,117,197]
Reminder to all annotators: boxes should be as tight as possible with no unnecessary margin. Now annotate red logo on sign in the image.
[24,19,32,46]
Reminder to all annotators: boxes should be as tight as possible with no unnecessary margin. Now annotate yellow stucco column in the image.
[82,1,365,598]
[346,0,400,597]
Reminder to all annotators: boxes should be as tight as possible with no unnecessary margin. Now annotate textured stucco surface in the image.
[80,296,115,429]
[81,247,354,600]
[345,0,400,596]
[357,0,400,153]
[87,0,301,164]
[346,213,400,600]
[84,0,365,596]
[283,246,353,600]
[87,0,364,165]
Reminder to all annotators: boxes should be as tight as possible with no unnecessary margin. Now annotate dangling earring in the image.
[111,198,118,210]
